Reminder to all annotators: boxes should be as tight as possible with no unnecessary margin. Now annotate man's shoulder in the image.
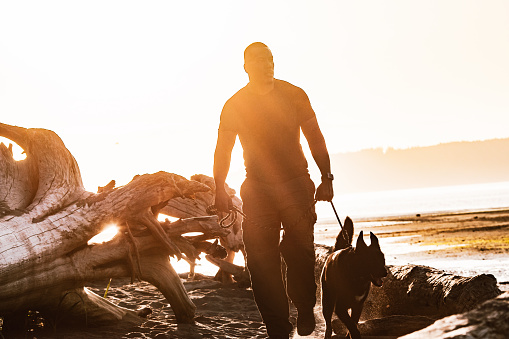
[224,85,249,108]
[275,79,306,96]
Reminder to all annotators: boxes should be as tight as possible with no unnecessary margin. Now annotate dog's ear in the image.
[356,231,367,250]
[344,217,354,242]
[369,232,380,248]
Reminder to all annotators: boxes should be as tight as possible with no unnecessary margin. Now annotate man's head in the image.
[244,42,274,84]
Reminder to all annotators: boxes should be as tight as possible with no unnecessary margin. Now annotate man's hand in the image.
[214,186,233,212]
[213,129,236,213]
[315,179,334,202]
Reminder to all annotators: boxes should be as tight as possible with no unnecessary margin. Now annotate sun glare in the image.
[169,243,246,276]
[88,224,119,245]
[158,213,179,222]
[0,137,27,161]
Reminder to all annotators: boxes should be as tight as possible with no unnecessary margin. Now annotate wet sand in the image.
[21,209,509,338]
[353,208,509,284]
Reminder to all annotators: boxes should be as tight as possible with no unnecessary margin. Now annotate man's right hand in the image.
[214,186,233,213]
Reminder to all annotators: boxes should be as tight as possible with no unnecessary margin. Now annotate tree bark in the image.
[332,315,435,338]
[162,174,245,283]
[0,123,231,326]
[364,264,502,320]
[400,292,509,339]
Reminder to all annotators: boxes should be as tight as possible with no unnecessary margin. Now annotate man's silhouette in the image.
[213,42,334,338]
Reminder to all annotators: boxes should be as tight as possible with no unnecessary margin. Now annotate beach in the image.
[21,208,509,338]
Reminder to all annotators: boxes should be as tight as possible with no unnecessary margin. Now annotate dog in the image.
[321,217,387,339]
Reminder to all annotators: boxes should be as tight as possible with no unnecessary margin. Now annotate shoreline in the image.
[316,208,509,286]
[318,206,509,225]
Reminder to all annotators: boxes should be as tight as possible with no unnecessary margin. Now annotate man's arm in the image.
[213,129,237,211]
[301,116,334,201]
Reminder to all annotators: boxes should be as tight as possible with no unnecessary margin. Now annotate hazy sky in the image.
[1,1,508,192]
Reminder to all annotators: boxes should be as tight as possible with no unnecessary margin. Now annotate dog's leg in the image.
[348,304,364,339]
[321,286,336,339]
[335,308,361,339]
[350,303,363,328]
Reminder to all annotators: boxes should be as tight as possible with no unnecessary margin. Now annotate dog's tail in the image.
[333,216,354,251]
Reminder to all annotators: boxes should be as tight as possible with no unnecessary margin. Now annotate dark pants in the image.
[240,175,317,337]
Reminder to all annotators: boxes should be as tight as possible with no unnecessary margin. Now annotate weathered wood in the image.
[0,140,38,213]
[163,174,244,251]
[363,264,502,320]
[332,315,435,338]
[400,292,509,339]
[163,174,245,283]
[0,172,213,311]
[0,122,232,327]
[45,287,144,327]
[205,254,251,286]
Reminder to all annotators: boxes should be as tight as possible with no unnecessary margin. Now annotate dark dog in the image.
[321,217,387,339]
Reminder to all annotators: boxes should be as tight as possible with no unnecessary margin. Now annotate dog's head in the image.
[356,231,387,287]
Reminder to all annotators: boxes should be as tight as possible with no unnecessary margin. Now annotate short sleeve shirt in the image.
[219,79,316,183]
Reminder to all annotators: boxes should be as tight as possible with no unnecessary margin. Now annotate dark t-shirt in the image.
[219,79,316,183]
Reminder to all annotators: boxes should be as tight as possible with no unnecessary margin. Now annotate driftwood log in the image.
[364,264,502,319]
[162,174,245,283]
[401,292,509,339]
[0,123,232,328]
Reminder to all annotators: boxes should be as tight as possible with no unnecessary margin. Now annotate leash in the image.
[206,205,245,228]
[330,201,343,228]
[330,200,350,245]
[220,206,244,228]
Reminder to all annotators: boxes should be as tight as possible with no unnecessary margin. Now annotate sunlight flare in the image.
[157,213,179,222]
[88,224,119,245]
[0,137,27,161]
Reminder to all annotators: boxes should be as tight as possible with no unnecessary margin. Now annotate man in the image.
[213,42,334,338]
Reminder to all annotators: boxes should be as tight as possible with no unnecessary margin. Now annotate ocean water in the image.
[315,180,509,222]
[173,181,509,281]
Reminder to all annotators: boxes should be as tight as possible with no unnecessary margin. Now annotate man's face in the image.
[244,46,274,83]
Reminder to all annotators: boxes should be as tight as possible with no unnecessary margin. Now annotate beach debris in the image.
[0,122,235,330]
[368,264,502,319]
[163,174,246,284]
[205,254,251,287]
[332,315,435,337]
[400,291,509,339]
[104,278,113,298]
[136,307,152,318]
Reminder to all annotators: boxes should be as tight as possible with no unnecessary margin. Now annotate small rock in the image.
[136,306,152,318]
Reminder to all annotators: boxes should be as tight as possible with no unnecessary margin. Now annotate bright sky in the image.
[1,1,508,193]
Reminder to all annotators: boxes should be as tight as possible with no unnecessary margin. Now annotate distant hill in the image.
[331,138,509,193]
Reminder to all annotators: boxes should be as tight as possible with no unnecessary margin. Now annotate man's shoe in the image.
[296,308,316,336]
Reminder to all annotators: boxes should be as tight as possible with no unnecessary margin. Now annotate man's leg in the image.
[279,176,317,335]
[240,180,293,338]
[280,212,317,306]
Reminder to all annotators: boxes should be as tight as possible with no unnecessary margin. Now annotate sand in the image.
[13,209,509,338]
